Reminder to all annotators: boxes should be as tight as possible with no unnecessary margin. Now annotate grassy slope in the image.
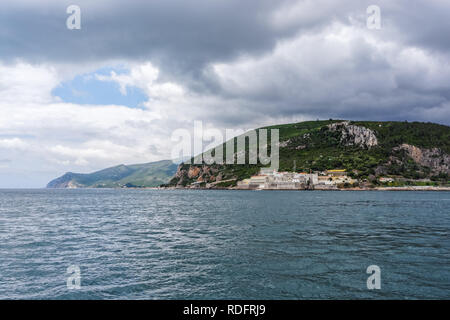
[169,120,450,187]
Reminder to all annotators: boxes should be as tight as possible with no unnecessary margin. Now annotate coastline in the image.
[43,186,450,191]
[160,186,450,191]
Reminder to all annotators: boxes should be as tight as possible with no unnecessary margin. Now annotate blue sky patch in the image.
[52,67,148,109]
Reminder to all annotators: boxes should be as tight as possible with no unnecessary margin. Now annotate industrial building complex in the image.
[236,168,355,190]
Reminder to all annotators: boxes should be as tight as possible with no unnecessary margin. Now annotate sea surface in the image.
[0,189,449,299]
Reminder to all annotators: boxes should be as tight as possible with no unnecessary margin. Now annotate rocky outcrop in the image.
[328,121,378,148]
[173,164,222,187]
[394,144,450,174]
[188,166,201,179]
[279,138,306,150]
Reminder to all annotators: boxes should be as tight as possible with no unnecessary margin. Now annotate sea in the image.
[0,189,449,299]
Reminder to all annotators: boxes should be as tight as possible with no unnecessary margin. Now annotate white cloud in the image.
[95,62,184,100]
[0,138,28,150]
[0,63,60,104]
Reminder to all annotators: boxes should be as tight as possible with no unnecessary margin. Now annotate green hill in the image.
[47,160,178,188]
[167,120,450,188]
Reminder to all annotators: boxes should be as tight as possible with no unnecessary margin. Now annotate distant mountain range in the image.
[47,120,450,189]
[47,160,177,188]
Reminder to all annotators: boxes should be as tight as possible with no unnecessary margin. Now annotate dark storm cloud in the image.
[2,1,450,68]
[382,0,450,54]
[0,0,366,79]
[1,0,450,125]
[0,0,295,68]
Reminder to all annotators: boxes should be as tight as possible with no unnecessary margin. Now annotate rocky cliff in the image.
[167,120,450,188]
[393,144,450,174]
[328,121,378,148]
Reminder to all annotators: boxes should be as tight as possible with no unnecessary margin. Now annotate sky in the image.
[1,0,450,187]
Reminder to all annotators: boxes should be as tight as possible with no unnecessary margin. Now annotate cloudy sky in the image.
[1,0,450,187]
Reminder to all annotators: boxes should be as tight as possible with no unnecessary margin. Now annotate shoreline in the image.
[39,186,450,191]
[161,186,450,191]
